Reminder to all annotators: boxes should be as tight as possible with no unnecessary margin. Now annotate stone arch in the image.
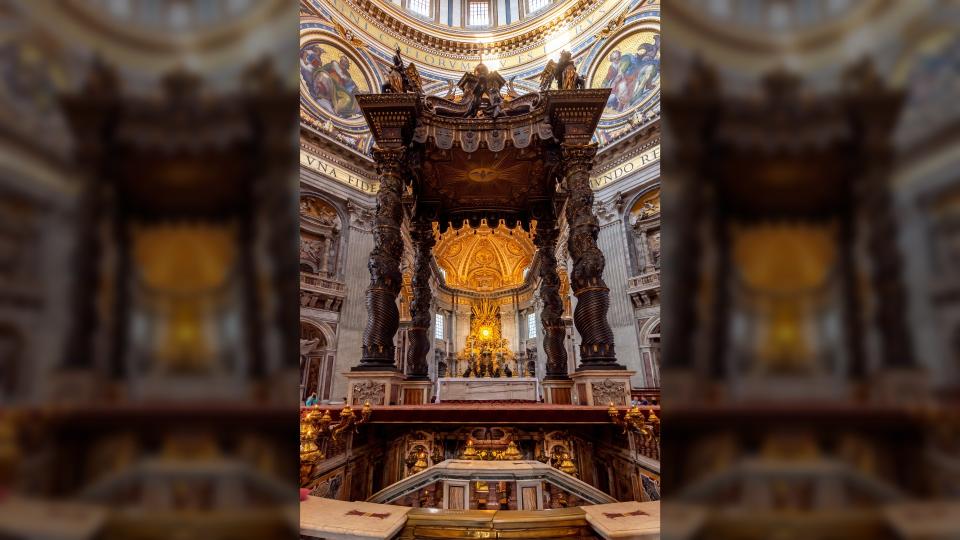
[637,316,661,387]
[300,319,337,401]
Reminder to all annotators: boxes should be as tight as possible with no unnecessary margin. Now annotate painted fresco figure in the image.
[300,45,361,118]
[602,35,660,113]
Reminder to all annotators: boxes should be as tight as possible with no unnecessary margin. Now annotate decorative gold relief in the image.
[455,298,518,378]
[630,188,661,219]
[434,220,534,293]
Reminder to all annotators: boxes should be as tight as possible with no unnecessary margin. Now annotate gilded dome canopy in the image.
[433,220,534,293]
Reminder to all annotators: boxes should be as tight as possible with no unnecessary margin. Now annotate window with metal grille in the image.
[435,313,444,339]
[527,312,537,339]
[469,1,490,26]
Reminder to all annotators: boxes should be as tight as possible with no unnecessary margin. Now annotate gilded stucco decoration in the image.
[434,219,534,293]
[630,187,660,220]
[300,195,341,227]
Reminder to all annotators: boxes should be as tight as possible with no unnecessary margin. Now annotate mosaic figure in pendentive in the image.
[300,44,362,118]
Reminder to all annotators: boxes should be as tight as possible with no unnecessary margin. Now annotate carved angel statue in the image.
[381,46,423,94]
[457,62,506,118]
[506,76,522,99]
[538,50,586,91]
[333,22,366,50]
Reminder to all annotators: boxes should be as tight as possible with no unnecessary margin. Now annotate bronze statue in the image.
[381,46,423,94]
[427,61,540,118]
[539,50,586,91]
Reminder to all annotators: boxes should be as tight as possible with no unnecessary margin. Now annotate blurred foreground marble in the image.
[300,496,661,540]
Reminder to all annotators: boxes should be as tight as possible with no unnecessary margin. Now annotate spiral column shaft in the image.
[562,143,621,369]
[405,218,435,379]
[357,147,406,371]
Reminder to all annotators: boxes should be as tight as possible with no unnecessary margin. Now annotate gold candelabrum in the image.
[300,402,372,486]
[455,298,520,378]
[460,438,523,461]
[608,404,661,455]
[405,446,430,475]
[538,445,578,477]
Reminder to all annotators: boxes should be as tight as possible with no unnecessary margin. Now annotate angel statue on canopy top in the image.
[381,46,423,94]
[539,50,586,91]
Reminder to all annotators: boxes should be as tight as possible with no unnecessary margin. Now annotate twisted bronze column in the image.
[562,143,621,369]
[356,147,406,371]
[405,217,435,380]
[535,219,569,379]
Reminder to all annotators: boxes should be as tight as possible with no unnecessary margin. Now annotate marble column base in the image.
[869,368,930,405]
[400,380,433,405]
[344,370,405,406]
[542,379,574,405]
[570,370,635,406]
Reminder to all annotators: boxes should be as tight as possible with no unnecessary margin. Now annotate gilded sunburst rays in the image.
[433,153,533,201]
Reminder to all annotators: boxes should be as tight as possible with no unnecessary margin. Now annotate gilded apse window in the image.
[527,312,537,339]
[408,0,431,17]
[468,1,490,26]
[435,313,444,339]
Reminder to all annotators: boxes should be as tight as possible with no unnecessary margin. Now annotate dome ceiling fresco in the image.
[299,0,661,153]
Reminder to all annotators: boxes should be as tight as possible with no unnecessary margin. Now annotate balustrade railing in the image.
[300,272,346,295]
[627,271,660,292]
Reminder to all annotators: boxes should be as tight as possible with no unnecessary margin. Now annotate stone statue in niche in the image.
[648,230,661,269]
[300,338,321,367]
